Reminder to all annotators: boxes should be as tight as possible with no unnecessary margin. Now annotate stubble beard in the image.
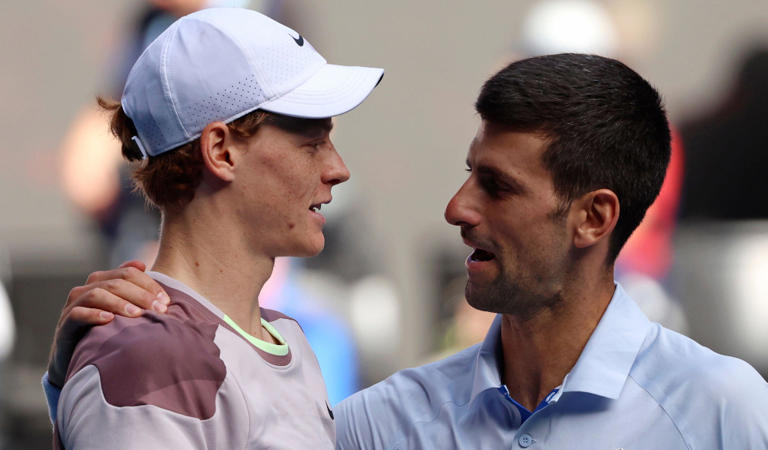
[465,273,564,322]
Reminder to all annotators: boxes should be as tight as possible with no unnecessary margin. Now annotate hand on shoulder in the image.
[47,260,170,387]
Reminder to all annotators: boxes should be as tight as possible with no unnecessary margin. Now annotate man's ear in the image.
[571,189,619,249]
[200,122,237,182]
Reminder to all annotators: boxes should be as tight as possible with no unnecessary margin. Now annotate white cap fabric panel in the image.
[122,23,179,154]
[120,8,379,157]
[260,64,384,119]
[184,7,325,99]
[167,12,326,139]
[169,21,266,141]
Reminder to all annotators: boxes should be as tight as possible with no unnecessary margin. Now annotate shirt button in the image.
[518,433,534,448]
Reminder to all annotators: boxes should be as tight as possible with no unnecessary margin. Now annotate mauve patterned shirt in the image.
[56,272,335,449]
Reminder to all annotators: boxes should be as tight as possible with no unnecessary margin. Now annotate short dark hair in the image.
[475,53,671,261]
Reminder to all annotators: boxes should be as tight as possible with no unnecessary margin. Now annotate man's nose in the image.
[444,179,481,228]
[324,148,351,186]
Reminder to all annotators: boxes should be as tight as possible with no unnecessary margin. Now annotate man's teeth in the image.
[310,204,321,212]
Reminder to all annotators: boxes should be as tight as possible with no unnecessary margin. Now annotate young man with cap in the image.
[47,8,382,449]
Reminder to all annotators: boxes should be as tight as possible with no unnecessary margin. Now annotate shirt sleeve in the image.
[715,362,768,448]
[41,371,62,424]
[58,365,249,449]
[56,315,250,449]
[335,394,370,450]
[335,382,407,450]
[673,355,768,449]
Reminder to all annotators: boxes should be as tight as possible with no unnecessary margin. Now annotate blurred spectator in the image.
[680,46,768,220]
[673,45,768,375]
[615,129,684,279]
[0,247,14,448]
[0,247,15,362]
[520,0,618,56]
[0,285,13,362]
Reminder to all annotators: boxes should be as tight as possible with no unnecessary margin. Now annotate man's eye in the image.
[479,175,501,196]
[307,140,327,153]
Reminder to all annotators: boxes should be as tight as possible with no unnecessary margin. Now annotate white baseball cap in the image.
[122,8,384,157]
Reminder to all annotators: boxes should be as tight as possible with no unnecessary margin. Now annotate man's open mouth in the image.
[470,248,496,262]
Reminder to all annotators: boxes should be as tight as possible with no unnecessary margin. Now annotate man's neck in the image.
[499,278,615,411]
[151,208,275,341]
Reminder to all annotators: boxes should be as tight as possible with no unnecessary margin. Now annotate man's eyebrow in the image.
[304,119,333,137]
[476,164,527,193]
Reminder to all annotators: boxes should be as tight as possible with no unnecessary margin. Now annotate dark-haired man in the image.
[335,54,768,449]
[45,54,767,449]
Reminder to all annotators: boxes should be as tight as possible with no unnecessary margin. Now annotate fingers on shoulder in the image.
[66,284,144,319]
[69,268,168,315]
[85,266,146,286]
[67,305,115,324]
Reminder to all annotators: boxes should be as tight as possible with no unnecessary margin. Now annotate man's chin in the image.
[465,281,553,319]
[282,238,325,258]
[465,283,501,313]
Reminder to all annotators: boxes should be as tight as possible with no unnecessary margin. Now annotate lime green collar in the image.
[222,315,289,356]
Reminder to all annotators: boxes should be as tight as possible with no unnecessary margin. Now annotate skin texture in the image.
[228,120,346,258]
[47,120,348,387]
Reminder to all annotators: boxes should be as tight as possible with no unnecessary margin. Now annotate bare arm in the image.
[46,260,170,387]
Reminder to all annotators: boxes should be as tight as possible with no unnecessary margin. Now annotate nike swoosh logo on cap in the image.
[291,33,304,47]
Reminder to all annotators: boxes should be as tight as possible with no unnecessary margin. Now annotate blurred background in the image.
[1,0,767,447]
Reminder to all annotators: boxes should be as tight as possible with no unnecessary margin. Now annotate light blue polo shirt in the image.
[336,284,768,449]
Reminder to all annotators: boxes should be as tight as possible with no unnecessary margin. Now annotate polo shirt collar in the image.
[560,283,652,399]
[468,283,651,403]
[469,313,504,402]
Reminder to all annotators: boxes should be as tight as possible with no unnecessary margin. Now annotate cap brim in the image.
[258,64,384,118]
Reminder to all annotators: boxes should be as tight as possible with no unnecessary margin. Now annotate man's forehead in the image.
[467,122,553,176]
[465,137,510,177]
